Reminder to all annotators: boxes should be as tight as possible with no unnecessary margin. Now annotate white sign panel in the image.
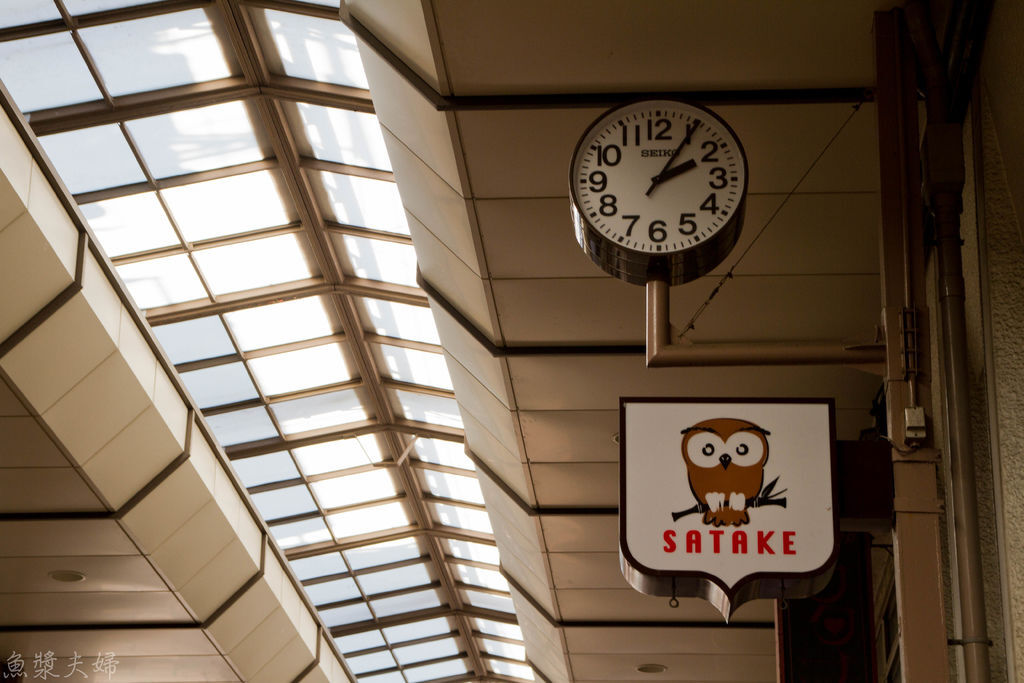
[620,397,838,618]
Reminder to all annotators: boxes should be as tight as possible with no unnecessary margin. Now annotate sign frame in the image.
[619,396,841,619]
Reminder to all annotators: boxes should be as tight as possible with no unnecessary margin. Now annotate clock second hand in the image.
[645,119,701,196]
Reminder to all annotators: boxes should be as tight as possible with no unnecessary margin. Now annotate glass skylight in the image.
[251,484,318,521]
[341,235,417,287]
[432,503,493,534]
[293,435,383,475]
[327,501,410,539]
[298,103,391,170]
[82,192,180,257]
[488,659,535,681]
[152,316,235,364]
[334,630,386,654]
[377,345,453,391]
[371,588,443,618]
[454,564,509,592]
[319,171,409,234]
[357,563,433,596]
[79,9,232,96]
[205,405,277,446]
[382,617,452,644]
[403,658,467,683]
[395,391,463,429]
[40,125,146,194]
[232,451,300,488]
[0,33,101,112]
[482,638,526,661]
[0,2,60,29]
[291,552,347,581]
[312,469,397,508]
[116,254,207,309]
[344,537,423,571]
[305,577,361,606]
[179,361,259,409]
[224,296,333,351]
[161,171,289,241]
[193,233,312,295]
[271,517,332,550]
[393,638,459,666]
[346,651,397,676]
[248,343,353,396]
[464,589,515,614]
[421,470,484,505]
[321,603,373,627]
[271,389,367,434]
[263,9,368,88]
[445,539,500,566]
[414,439,474,470]
[126,101,263,178]
[359,298,441,344]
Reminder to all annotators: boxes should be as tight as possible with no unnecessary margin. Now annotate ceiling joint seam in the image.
[0,281,82,360]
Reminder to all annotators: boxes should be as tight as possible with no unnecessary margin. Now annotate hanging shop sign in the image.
[619,397,839,620]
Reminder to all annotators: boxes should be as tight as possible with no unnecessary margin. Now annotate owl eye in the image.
[685,433,725,468]
[725,433,765,464]
[701,443,715,456]
[736,443,748,455]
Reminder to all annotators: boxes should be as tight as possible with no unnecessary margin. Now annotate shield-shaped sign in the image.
[620,397,839,620]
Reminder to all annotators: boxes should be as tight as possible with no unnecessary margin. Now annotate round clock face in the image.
[569,99,748,285]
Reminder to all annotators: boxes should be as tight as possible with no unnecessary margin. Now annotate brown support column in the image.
[874,10,950,682]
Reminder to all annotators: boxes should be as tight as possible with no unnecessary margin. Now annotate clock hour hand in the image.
[647,158,697,193]
[645,120,701,196]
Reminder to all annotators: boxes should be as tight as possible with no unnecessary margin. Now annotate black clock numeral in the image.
[593,144,621,166]
[599,194,618,216]
[619,119,673,147]
[653,118,672,140]
[701,140,719,162]
[708,166,727,189]
[700,193,719,214]
[622,214,640,235]
[679,212,698,235]
[648,220,667,243]
[588,171,607,192]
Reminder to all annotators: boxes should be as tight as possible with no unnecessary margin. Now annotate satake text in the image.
[663,528,796,555]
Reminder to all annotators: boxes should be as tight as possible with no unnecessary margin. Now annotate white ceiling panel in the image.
[555,589,773,623]
[540,516,619,553]
[530,463,617,508]
[519,410,619,463]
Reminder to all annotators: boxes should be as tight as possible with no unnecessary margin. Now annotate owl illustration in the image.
[681,418,770,527]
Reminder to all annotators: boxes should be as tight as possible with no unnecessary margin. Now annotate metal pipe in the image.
[645,279,886,367]
[904,1,992,679]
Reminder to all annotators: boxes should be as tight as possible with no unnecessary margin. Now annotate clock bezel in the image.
[569,98,748,286]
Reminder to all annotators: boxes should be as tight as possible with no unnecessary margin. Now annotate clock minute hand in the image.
[645,119,702,196]
[649,158,697,187]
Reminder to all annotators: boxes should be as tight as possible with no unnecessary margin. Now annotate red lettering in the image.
[732,530,747,554]
[710,529,724,553]
[663,530,676,553]
[757,530,775,555]
[685,529,701,553]
[783,531,796,555]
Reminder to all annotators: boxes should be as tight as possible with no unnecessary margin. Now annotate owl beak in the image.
[719,453,732,470]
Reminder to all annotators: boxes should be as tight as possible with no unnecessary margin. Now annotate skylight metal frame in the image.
[0,1,533,681]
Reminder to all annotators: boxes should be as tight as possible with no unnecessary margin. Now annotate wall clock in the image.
[569,99,748,286]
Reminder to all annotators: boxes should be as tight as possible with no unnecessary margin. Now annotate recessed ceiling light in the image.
[48,570,86,583]
[637,663,668,674]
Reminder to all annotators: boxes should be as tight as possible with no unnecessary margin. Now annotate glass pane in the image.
[359,298,439,344]
[290,552,346,581]
[453,564,508,592]
[394,390,463,429]
[345,651,396,676]
[251,484,316,520]
[81,192,179,257]
[194,233,312,295]
[403,658,467,683]
[344,537,423,571]
[304,576,360,605]
[152,316,235,365]
[488,659,534,680]
[312,469,397,509]
[161,171,289,241]
[64,0,165,12]
[473,619,522,641]
[382,617,452,645]
[319,171,408,234]
[232,451,298,488]
[40,125,145,193]
[0,33,102,112]
[293,435,383,476]
[79,9,232,96]
[431,502,492,534]
[116,254,207,309]
[270,389,367,435]
[414,439,473,470]
[334,630,385,654]
[180,361,258,408]
[356,563,431,596]
[126,101,262,178]
[340,235,417,287]
[224,296,333,351]
[482,638,526,661]
[270,517,331,550]
[320,602,372,627]
[298,103,390,170]
[377,345,452,391]
[0,1,60,29]
[205,406,277,446]
[422,470,484,505]
[248,343,352,396]
[327,501,409,539]
[464,589,514,613]
[370,587,442,618]
[393,638,459,666]
[445,539,499,565]
[263,9,367,88]
[358,673,403,683]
